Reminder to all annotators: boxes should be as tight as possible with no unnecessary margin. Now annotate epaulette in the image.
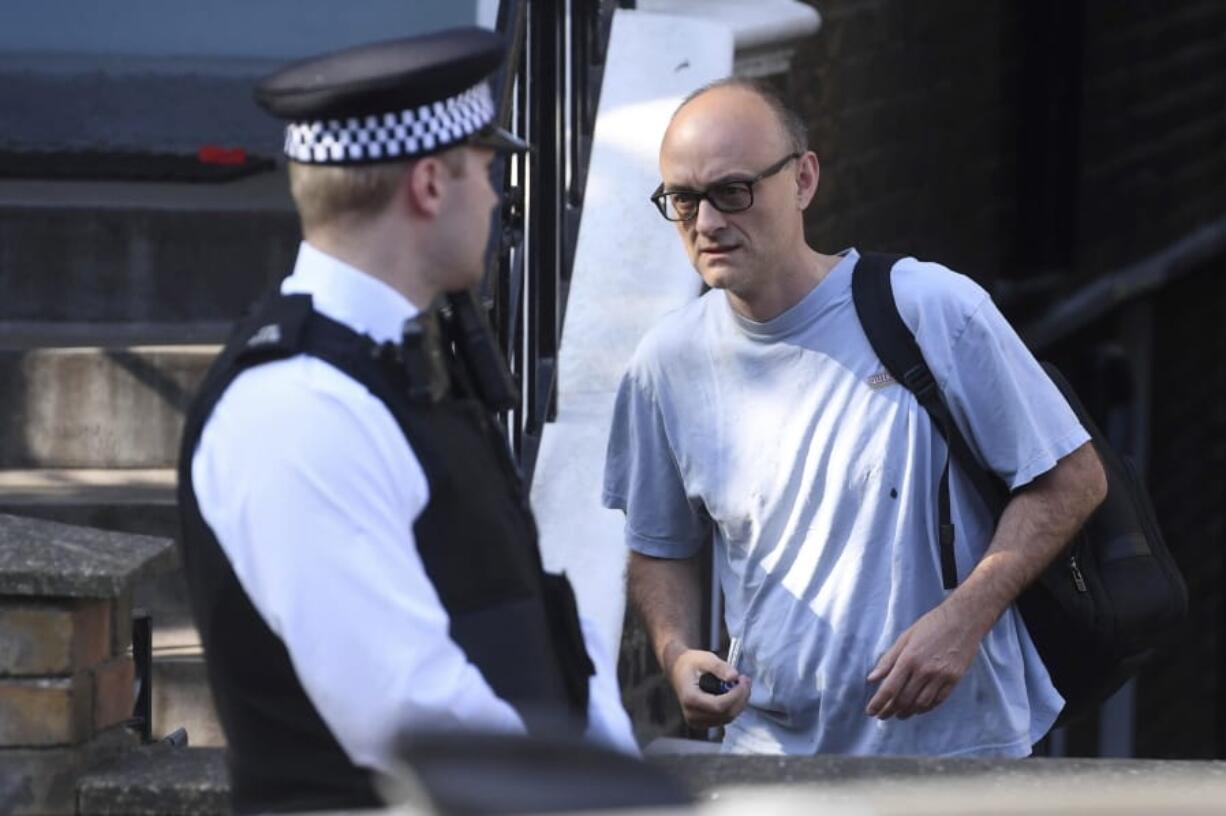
[233,294,314,363]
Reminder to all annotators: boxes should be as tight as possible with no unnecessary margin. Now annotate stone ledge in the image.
[656,752,1226,787]
[0,727,138,816]
[65,745,1226,816]
[76,746,229,816]
[638,0,821,51]
[0,513,176,598]
[637,0,821,78]
[666,754,1226,815]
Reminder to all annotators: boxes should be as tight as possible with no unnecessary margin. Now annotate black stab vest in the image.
[177,294,594,814]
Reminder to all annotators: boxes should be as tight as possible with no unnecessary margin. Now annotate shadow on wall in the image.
[0,362,32,466]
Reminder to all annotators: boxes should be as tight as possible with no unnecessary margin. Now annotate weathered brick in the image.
[92,656,135,733]
[0,674,92,747]
[0,603,73,676]
[109,593,133,657]
[0,599,109,677]
[0,726,138,816]
[74,600,111,670]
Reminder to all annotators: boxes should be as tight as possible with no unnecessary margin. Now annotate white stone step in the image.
[0,342,218,468]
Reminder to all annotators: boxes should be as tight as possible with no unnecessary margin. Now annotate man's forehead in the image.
[659,89,785,182]
[658,135,779,186]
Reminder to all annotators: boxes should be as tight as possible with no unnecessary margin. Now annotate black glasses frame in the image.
[649,152,801,222]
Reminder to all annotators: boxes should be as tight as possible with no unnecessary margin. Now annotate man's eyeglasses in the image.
[649,153,800,222]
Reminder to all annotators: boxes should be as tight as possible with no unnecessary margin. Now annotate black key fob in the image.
[699,672,735,695]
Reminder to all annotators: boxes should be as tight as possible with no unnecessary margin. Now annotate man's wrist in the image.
[659,638,692,676]
[946,565,1015,638]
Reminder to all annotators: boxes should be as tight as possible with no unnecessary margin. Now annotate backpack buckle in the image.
[901,364,937,400]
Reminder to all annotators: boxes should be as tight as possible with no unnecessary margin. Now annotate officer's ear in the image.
[404,155,452,219]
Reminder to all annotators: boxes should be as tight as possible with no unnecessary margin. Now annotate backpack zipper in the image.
[1069,555,1088,593]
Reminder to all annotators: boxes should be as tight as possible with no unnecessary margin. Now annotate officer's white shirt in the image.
[194,241,638,773]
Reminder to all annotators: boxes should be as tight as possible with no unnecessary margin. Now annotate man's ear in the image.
[796,150,819,210]
[406,157,446,219]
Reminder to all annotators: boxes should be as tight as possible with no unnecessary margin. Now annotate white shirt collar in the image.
[281,241,421,344]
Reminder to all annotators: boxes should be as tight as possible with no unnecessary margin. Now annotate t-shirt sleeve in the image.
[602,366,711,559]
[926,292,1090,491]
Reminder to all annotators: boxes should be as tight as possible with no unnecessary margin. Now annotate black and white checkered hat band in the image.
[284,81,495,164]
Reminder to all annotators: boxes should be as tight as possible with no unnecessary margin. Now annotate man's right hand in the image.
[667,648,751,729]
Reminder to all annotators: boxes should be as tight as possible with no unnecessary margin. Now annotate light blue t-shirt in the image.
[603,249,1089,757]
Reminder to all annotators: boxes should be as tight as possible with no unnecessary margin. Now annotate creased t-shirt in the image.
[603,249,1088,757]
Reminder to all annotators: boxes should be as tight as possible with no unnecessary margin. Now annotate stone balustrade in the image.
[0,513,176,815]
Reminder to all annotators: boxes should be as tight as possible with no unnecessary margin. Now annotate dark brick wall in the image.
[1074,1,1226,277]
[789,0,1226,283]
[1137,257,1226,758]
[790,0,1025,286]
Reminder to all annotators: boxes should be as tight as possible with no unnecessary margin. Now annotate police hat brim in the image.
[468,124,530,154]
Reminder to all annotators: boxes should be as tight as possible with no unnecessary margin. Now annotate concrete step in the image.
[0,321,232,348]
[151,651,223,748]
[0,173,298,323]
[0,339,218,468]
[0,465,178,535]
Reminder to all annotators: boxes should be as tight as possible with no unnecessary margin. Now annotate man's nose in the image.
[693,197,726,234]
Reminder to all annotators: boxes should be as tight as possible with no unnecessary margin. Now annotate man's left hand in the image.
[864,600,990,720]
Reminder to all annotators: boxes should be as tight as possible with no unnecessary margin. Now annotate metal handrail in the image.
[1021,214,1226,352]
[488,0,624,482]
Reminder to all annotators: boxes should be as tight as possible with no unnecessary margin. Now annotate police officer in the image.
[177,28,636,814]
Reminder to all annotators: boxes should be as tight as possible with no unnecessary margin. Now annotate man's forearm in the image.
[627,551,704,674]
[949,441,1107,632]
[865,441,1109,719]
[628,550,753,727]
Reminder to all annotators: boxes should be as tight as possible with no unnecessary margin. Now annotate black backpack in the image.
[851,251,1188,725]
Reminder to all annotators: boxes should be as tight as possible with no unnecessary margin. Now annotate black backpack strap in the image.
[851,252,1008,590]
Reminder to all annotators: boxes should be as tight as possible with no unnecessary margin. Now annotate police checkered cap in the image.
[256,28,526,166]
[284,80,495,164]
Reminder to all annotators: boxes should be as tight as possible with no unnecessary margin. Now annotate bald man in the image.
[602,80,1105,757]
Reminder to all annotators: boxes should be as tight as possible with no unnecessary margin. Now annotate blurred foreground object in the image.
[388,732,692,814]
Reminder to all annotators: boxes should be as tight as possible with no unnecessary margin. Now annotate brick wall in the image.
[0,598,135,747]
[1075,0,1226,276]
[790,0,1025,286]
[790,0,1226,282]
[1138,256,1226,758]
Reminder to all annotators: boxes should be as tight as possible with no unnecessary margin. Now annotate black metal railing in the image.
[1014,213,1226,759]
[484,0,630,482]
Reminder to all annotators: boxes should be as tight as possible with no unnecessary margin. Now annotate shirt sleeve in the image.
[193,359,525,774]
[602,365,712,559]
[921,290,1090,491]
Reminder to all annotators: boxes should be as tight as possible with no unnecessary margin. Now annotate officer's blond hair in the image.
[289,150,467,233]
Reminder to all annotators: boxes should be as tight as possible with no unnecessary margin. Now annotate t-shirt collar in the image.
[728,247,859,339]
[281,241,422,344]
